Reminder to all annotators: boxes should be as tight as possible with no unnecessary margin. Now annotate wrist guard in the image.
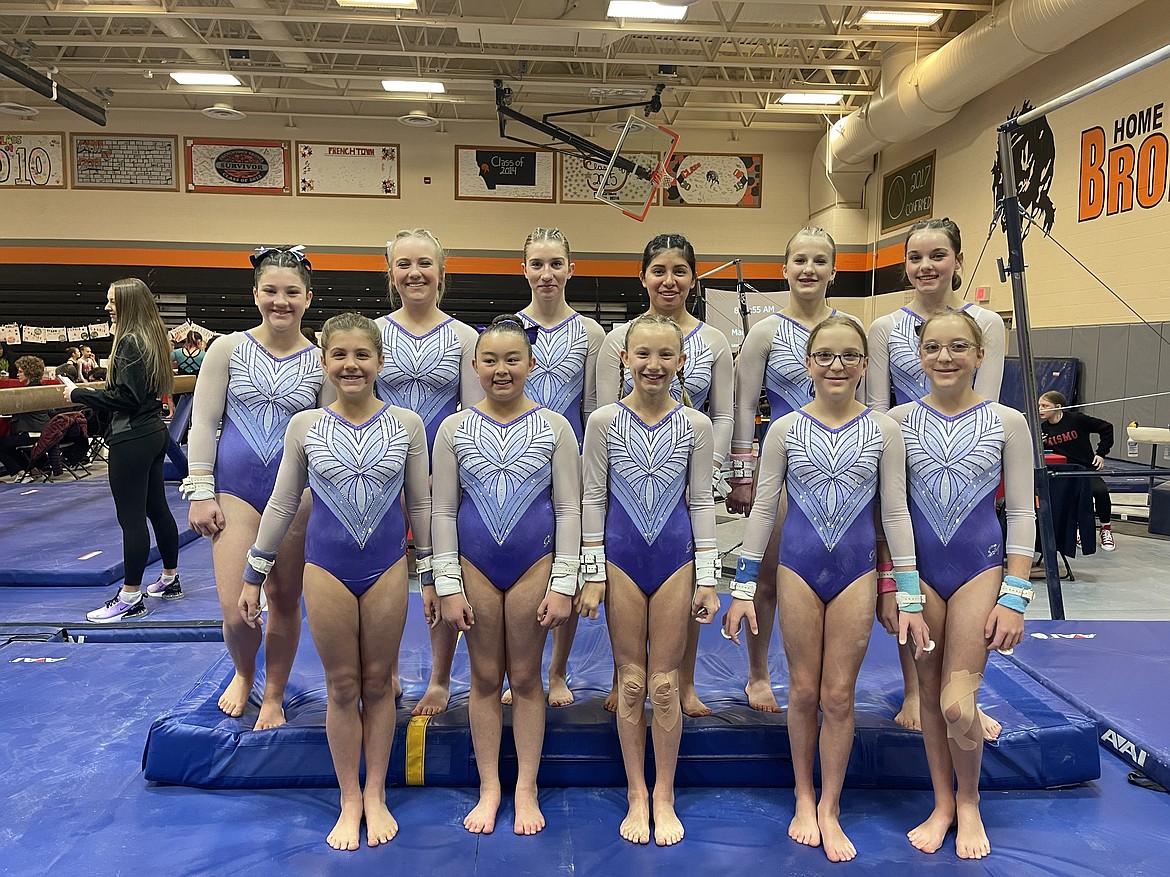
[581,546,607,582]
[180,474,216,502]
[432,553,464,598]
[244,545,278,585]
[415,552,434,587]
[731,556,760,600]
[895,570,925,613]
[548,554,581,597]
[997,575,1034,614]
[695,548,719,588]
[728,452,755,486]
[877,560,897,594]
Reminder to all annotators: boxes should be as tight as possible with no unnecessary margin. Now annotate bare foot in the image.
[513,787,546,836]
[218,673,252,718]
[681,686,711,718]
[464,788,501,834]
[413,681,450,717]
[955,800,990,859]
[817,805,856,863]
[364,797,399,847]
[327,799,363,851]
[652,796,685,846]
[501,687,513,706]
[980,708,1002,742]
[894,696,922,732]
[907,806,955,854]
[745,679,781,713]
[254,699,286,731]
[619,795,651,845]
[788,796,821,848]
[603,686,617,714]
[547,675,574,708]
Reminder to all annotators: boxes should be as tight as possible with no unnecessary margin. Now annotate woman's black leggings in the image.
[1090,475,1112,525]
[108,426,180,587]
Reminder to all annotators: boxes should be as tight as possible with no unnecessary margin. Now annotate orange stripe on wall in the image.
[0,245,902,277]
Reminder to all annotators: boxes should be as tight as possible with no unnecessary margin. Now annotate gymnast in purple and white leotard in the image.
[242,313,432,851]
[378,227,484,719]
[726,316,918,863]
[184,246,330,729]
[433,315,581,837]
[725,227,862,714]
[886,309,1035,861]
[578,314,719,848]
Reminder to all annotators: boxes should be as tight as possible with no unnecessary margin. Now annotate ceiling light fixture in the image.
[382,80,445,93]
[335,0,418,8]
[858,10,944,27]
[777,92,844,105]
[170,72,242,86]
[607,2,689,22]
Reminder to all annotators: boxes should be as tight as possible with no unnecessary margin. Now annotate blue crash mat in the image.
[143,595,1099,790]
[0,478,198,586]
[1006,619,1170,790]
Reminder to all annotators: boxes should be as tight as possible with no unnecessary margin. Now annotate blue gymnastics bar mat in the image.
[1005,619,1170,790]
[0,479,198,586]
[143,596,1100,791]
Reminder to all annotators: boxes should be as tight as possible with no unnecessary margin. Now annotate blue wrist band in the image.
[894,570,925,613]
[735,557,761,585]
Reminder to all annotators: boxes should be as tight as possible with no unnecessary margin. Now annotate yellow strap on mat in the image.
[405,714,431,786]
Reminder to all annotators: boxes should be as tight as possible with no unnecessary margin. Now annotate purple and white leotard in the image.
[582,402,716,595]
[518,311,604,448]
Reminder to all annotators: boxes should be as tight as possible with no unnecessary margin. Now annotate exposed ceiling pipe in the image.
[148,15,220,65]
[813,0,1148,211]
[227,0,334,86]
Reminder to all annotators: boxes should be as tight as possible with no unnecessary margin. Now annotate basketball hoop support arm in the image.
[698,258,753,337]
[494,81,665,180]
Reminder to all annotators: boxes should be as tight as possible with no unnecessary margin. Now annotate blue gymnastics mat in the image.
[1006,620,1170,791]
[0,534,222,642]
[1,639,1163,876]
[142,595,1099,791]
[0,478,198,586]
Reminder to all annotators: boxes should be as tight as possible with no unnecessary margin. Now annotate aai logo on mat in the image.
[10,657,67,663]
[1101,729,1148,767]
[215,148,270,184]
[1029,632,1096,640]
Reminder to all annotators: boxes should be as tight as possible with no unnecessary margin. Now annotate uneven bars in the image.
[698,259,740,280]
[1008,42,1170,129]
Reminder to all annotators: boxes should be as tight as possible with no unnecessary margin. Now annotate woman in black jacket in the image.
[0,356,53,479]
[1039,391,1116,551]
[64,278,183,620]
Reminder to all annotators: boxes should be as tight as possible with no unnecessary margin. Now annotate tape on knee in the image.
[940,670,983,752]
[649,669,681,733]
[616,663,646,726]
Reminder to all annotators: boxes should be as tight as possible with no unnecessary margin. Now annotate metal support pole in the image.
[996,126,1065,619]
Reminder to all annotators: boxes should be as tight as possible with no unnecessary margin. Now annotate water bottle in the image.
[1128,421,1139,458]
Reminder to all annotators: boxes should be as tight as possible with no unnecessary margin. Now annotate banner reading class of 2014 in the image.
[455,146,554,202]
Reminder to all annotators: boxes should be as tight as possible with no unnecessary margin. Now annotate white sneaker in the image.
[1099,526,1116,552]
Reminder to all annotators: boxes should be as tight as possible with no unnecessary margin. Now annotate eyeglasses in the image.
[921,340,977,357]
[809,351,865,368]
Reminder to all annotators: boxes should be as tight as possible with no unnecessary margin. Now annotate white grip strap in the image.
[179,474,216,501]
[548,554,581,597]
[432,552,464,598]
[581,546,607,582]
[414,553,434,587]
[694,548,719,588]
[728,452,755,485]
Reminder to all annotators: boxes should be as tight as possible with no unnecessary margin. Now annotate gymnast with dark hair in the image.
[432,314,581,836]
[184,245,330,729]
[594,232,732,719]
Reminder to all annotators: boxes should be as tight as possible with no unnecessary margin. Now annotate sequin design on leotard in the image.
[764,314,818,419]
[623,323,715,410]
[218,334,323,511]
[452,408,556,590]
[303,406,412,596]
[888,308,932,406]
[520,312,589,444]
[606,404,695,595]
[901,400,1005,599]
[779,411,882,601]
[376,317,463,448]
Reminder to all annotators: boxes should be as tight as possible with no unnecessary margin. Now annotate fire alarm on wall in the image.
[975,286,991,302]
